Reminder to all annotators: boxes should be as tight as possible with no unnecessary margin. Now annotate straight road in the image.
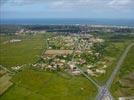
[74,36,134,100]
[96,43,134,100]
[106,43,134,88]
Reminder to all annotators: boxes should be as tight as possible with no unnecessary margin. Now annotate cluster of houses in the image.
[11,66,22,71]
[47,36,76,50]
[33,57,66,71]
[9,39,22,43]
[3,39,22,44]
[11,64,27,71]
[33,34,108,77]
[77,38,93,50]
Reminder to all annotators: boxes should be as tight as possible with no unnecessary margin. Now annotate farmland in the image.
[0,68,13,95]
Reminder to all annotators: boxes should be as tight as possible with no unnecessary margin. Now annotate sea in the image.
[1,18,134,27]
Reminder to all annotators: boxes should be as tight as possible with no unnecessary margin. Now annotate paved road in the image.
[106,43,134,88]
[96,85,113,100]
[96,43,134,100]
[73,36,134,100]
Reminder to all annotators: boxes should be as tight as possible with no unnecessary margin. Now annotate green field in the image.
[0,34,46,67]
[110,44,134,99]
[0,67,97,100]
[93,41,129,85]
[0,34,97,100]
[1,33,133,100]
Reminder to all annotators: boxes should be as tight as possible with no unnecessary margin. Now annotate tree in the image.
[91,42,107,61]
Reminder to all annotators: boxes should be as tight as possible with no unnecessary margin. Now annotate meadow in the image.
[110,45,134,99]
[0,67,97,100]
[93,41,130,85]
[0,34,46,67]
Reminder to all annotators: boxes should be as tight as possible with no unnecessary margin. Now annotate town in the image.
[32,34,108,77]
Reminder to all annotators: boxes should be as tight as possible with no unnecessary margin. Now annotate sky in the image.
[0,0,134,19]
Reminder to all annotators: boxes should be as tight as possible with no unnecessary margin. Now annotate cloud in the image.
[1,0,134,19]
[108,0,130,5]
[0,0,9,6]
[0,0,51,6]
[107,0,134,8]
[2,0,133,8]
[1,0,133,13]
[50,0,133,10]
[52,1,64,6]
[50,0,106,10]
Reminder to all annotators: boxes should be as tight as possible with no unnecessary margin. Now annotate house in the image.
[72,70,81,75]
[67,61,77,70]
[96,69,106,74]
[10,39,22,43]
[87,69,97,76]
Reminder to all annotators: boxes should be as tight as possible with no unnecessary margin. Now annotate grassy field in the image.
[0,34,97,100]
[0,67,97,100]
[93,41,130,85]
[110,44,134,99]
[1,33,133,100]
[0,34,46,67]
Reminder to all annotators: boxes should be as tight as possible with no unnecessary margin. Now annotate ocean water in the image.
[0,18,134,27]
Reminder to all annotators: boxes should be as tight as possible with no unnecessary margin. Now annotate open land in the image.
[110,45,134,100]
[0,25,134,100]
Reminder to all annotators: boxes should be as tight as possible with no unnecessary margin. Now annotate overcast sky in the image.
[0,0,134,19]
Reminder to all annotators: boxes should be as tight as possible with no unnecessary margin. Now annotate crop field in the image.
[0,67,97,100]
[0,67,13,95]
[0,74,13,95]
[0,34,46,67]
[110,45,134,99]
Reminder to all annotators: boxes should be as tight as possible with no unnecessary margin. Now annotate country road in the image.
[73,37,134,100]
[96,43,134,100]
[106,43,134,88]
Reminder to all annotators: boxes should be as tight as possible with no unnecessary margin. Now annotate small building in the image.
[10,39,22,43]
